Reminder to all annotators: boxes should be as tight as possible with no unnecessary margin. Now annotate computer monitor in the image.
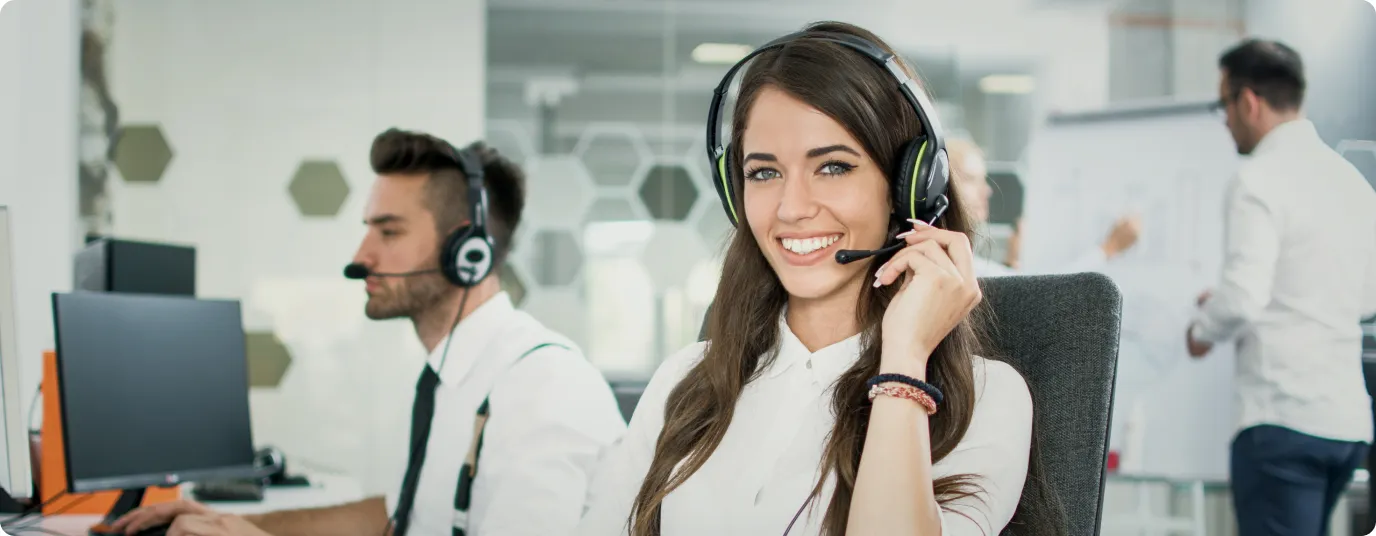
[50,291,258,524]
[0,206,33,507]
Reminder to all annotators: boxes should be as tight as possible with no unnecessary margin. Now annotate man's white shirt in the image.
[1190,119,1376,443]
[384,291,627,535]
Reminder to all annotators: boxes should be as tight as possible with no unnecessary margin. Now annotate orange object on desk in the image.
[39,349,181,515]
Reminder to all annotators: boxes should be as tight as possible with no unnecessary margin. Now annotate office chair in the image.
[978,272,1121,536]
[648,273,1121,535]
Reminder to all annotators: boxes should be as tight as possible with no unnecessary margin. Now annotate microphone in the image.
[834,241,905,265]
[342,263,442,279]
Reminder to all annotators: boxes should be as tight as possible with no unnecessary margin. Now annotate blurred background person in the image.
[946,138,1143,276]
[1186,38,1376,536]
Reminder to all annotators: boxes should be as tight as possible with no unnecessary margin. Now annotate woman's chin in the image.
[777,270,861,302]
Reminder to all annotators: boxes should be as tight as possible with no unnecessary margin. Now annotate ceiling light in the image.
[692,43,753,65]
[979,74,1036,95]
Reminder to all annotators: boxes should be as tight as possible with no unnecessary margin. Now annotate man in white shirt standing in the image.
[1187,38,1376,536]
[945,138,1142,276]
[110,129,627,536]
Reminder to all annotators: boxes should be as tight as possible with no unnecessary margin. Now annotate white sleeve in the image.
[1061,246,1109,274]
[933,359,1033,536]
[973,255,1018,277]
[1192,175,1281,344]
[575,343,706,536]
[1363,234,1376,320]
[472,347,628,536]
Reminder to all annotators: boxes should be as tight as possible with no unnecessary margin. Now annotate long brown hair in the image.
[627,21,1063,536]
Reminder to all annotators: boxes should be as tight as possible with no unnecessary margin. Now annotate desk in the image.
[3,473,363,536]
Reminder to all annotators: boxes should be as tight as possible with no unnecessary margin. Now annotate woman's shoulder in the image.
[969,355,1033,412]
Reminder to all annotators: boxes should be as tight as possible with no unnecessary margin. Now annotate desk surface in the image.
[3,473,363,536]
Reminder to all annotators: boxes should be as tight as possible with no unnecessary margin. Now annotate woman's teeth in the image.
[781,235,841,255]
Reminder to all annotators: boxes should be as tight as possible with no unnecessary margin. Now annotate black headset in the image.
[705,30,951,231]
[438,143,495,288]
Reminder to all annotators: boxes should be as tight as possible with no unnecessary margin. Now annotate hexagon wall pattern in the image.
[289,160,351,217]
[638,164,699,221]
[526,156,595,227]
[499,263,529,306]
[576,127,650,187]
[246,331,293,388]
[113,124,173,183]
[584,196,641,224]
[530,229,583,287]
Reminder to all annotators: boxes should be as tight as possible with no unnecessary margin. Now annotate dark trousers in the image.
[1231,424,1369,536]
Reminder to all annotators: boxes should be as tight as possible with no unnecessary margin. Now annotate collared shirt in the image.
[576,313,1033,535]
[1190,119,1376,443]
[383,291,627,535]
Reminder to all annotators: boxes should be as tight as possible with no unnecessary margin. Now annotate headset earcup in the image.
[439,228,467,286]
[711,144,740,226]
[895,136,931,222]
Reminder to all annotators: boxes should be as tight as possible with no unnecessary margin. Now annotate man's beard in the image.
[365,273,451,320]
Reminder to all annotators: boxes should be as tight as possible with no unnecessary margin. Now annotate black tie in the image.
[392,366,441,536]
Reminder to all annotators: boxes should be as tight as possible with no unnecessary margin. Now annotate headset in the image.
[704,30,951,264]
[343,142,495,287]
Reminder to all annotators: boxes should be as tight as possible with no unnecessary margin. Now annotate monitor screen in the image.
[51,292,256,493]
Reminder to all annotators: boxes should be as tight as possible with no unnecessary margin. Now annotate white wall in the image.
[0,0,80,450]
[105,0,485,495]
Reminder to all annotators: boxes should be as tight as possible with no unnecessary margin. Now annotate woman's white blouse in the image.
[576,314,1034,536]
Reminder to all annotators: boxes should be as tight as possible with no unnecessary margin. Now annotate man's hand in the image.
[1101,213,1142,259]
[1187,324,1213,358]
[110,499,214,534]
[168,513,274,536]
[1196,289,1212,308]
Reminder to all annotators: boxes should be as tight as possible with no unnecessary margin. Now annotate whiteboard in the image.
[1018,101,1240,481]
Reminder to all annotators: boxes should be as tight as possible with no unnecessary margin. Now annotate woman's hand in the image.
[873,219,982,378]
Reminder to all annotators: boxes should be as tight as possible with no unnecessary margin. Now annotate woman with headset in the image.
[576,21,1063,536]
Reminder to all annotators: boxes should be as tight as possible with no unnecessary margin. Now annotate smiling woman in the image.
[575,20,1065,536]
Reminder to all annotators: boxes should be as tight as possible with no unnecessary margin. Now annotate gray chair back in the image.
[980,273,1121,536]
[692,272,1122,535]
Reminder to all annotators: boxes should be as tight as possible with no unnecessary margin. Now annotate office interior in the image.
[1,0,1374,534]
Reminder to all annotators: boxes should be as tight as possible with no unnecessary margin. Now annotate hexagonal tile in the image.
[526,156,595,226]
[113,124,173,183]
[245,330,292,388]
[1338,140,1376,187]
[638,223,708,290]
[638,163,700,221]
[487,120,536,166]
[289,160,351,217]
[499,263,529,306]
[574,125,652,188]
[529,229,583,287]
[694,205,734,253]
[583,196,643,225]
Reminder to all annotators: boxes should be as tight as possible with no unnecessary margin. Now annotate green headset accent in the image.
[704,30,950,228]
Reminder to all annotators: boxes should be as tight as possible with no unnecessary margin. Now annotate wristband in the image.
[866,373,943,406]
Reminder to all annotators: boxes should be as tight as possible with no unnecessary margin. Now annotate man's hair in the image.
[1218,38,1306,111]
[369,128,526,268]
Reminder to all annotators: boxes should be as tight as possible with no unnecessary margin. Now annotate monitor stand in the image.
[87,488,145,536]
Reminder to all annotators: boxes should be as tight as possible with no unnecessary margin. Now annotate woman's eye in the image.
[820,162,855,176]
[745,167,781,181]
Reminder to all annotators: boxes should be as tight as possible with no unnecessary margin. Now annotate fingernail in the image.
[872,277,883,288]
[907,218,930,227]
[895,230,915,238]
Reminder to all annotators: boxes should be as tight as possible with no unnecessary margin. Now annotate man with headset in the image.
[109,129,627,536]
[1187,39,1376,536]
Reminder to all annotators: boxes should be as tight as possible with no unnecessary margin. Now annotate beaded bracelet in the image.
[866,373,944,406]
[868,384,938,416]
